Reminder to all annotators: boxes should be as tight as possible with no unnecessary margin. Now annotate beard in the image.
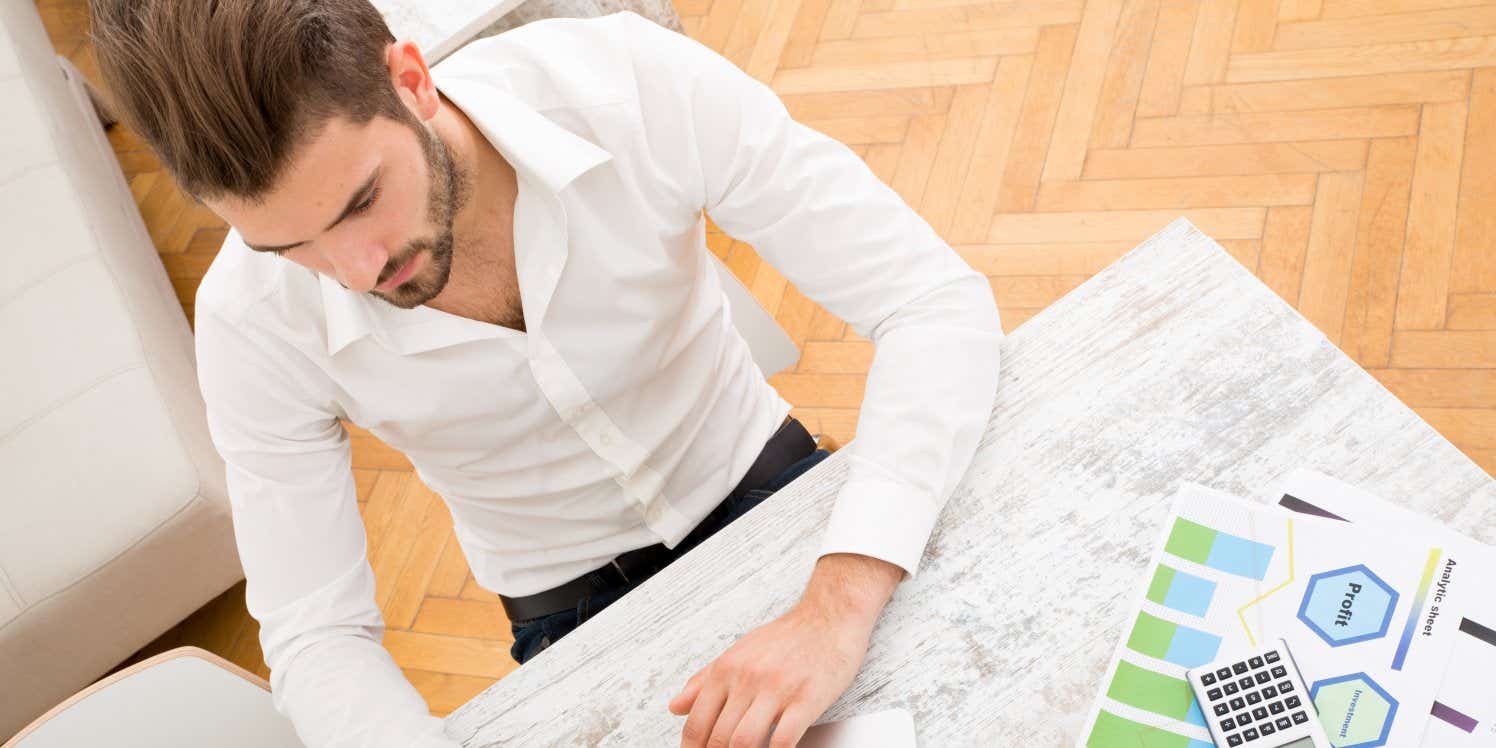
[372,118,469,310]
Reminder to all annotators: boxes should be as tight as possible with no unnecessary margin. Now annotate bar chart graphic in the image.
[1164,517,1274,580]
[1146,564,1216,617]
[1427,617,1496,734]
[1460,618,1496,647]
[1431,700,1478,733]
[1086,481,1488,748]
[1127,610,1222,668]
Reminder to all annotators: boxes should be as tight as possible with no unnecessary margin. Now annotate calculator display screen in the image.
[1280,739,1316,748]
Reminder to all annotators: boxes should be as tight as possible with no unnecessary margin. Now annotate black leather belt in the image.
[499,414,816,623]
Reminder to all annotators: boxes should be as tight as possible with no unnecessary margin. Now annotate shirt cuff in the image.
[815,476,938,579]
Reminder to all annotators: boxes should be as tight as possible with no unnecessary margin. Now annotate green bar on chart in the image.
[1127,610,1177,660]
[1146,566,1176,606]
[1107,661,1194,720]
[1164,518,1216,564]
[1086,710,1213,748]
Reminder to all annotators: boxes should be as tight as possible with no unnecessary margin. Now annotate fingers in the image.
[767,702,818,748]
[669,669,707,715]
[679,681,727,748]
[704,692,756,748]
[729,697,781,748]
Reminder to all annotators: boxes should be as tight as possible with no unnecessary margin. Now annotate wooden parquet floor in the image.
[37,0,1496,720]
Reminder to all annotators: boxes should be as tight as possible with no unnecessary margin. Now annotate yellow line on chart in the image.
[1237,520,1294,647]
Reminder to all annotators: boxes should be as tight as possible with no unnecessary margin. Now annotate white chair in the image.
[0,0,240,739]
[2,647,304,747]
[709,252,801,378]
[710,253,845,453]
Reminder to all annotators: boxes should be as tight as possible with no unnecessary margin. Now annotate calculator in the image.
[1185,638,1332,747]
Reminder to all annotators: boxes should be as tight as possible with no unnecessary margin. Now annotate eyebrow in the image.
[245,167,381,253]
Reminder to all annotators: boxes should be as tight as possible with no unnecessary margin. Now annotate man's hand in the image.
[667,553,905,747]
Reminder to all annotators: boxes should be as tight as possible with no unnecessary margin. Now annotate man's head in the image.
[90,0,469,307]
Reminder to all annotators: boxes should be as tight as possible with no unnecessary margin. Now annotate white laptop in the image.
[794,708,917,748]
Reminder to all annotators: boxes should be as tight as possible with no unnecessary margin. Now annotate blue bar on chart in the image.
[1185,699,1206,727]
[1165,517,1274,580]
[1145,564,1216,617]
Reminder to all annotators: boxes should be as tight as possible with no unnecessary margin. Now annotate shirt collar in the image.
[319,67,613,356]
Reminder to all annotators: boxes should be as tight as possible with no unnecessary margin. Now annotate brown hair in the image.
[89,0,411,201]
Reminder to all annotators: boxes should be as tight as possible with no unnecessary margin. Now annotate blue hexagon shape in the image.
[1311,673,1398,748]
[1297,564,1399,646]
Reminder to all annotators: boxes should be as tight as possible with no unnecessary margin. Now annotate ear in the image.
[386,40,439,122]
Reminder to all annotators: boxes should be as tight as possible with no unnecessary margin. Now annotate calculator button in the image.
[1208,688,1223,700]
[1238,677,1254,690]
[1265,651,1281,663]
[1262,686,1278,698]
[1214,703,1230,716]
[1246,692,1262,705]
[1224,682,1240,695]
[1285,695,1302,709]
[1278,680,1294,693]
[1292,711,1309,724]
[1202,672,1218,685]
[1254,672,1271,685]
[1227,736,1243,747]
[1221,717,1236,731]
[1243,727,1259,741]
[1233,662,1249,675]
[1237,712,1252,726]
[1248,656,1264,669]
[1253,706,1269,720]
[1260,721,1276,736]
[1270,665,1287,678]
[1269,701,1285,714]
[1276,716,1293,730]
[1218,667,1234,680]
[1230,697,1246,710]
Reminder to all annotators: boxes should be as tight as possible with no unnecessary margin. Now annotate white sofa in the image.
[0,0,241,739]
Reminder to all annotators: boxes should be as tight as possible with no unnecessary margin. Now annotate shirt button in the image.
[600,432,612,446]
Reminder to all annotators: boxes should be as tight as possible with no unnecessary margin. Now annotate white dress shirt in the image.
[193,11,1002,748]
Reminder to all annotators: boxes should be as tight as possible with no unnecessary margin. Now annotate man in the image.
[89,0,1003,745]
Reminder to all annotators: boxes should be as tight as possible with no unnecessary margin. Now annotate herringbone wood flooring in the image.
[38,0,1496,720]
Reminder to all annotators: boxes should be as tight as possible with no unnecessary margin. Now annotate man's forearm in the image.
[799,552,905,628]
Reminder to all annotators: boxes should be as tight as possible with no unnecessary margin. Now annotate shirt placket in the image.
[519,179,693,542]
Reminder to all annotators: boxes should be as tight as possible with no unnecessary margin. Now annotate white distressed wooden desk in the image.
[372,0,682,65]
[371,0,528,64]
[440,218,1496,745]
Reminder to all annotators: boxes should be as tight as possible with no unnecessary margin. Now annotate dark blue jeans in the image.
[509,447,832,664]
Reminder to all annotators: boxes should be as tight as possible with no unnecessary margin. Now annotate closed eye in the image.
[349,186,381,217]
[267,186,380,257]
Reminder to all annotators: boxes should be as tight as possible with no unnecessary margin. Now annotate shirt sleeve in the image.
[610,11,1004,578]
[194,308,461,748]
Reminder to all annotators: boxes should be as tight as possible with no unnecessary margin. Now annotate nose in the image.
[328,241,392,293]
